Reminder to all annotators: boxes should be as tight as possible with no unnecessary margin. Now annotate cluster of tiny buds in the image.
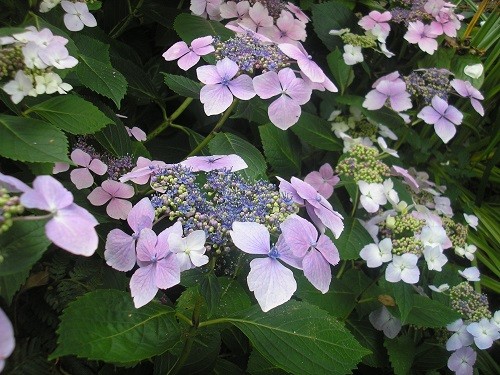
[391,0,433,25]
[341,33,377,49]
[336,144,390,183]
[105,155,134,181]
[0,46,25,80]
[404,68,452,105]
[450,282,492,322]
[245,0,288,19]
[214,33,289,74]
[442,217,468,248]
[349,119,379,139]
[391,236,422,255]
[0,188,24,234]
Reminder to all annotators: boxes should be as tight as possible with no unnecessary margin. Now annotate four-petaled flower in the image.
[450,79,484,116]
[70,149,107,190]
[61,0,97,31]
[466,318,500,350]
[385,253,420,284]
[447,347,476,375]
[87,180,134,220]
[168,230,208,271]
[162,36,215,71]
[230,221,301,312]
[369,306,401,339]
[363,77,412,112]
[404,20,438,55]
[130,224,182,308]
[196,57,255,115]
[281,215,340,293]
[304,163,339,199]
[417,96,463,144]
[360,238,393,268]
[446,319,474,351]
[253,67,312,129]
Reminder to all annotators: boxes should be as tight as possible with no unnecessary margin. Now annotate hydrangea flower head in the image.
[230,221,301,312]
[104,198,155,271]
[20,176,99,256]
[2,71,33,104]
[358,11,392,42]
[253,67,312,129]
[196,57,256,115]
[280,215,340,293]
[447,346,476,375]
[130,225,182,308]
[363,77,412,112]
[417,96,463,143]
[162,36,215,71]
[343,44,363,66]
[466,318,500,350]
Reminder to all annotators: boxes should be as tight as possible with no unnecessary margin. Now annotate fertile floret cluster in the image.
[214,32,289,73]
[442,217,468,248]
[450,282,492,322]
[336,144,390,183]
[0,188,24,234]
[404,68,452,104]
[150,167,297,250]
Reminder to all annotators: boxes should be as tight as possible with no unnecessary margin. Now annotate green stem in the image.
[168,296,203,375]
[175,312,193,327]
[12,213,53,221]
[336,260,347,279]
[147,98,193,142]
[187,99,239,157]
[350,186,359,217]
[109,0,145,39]
[197,317,229,328]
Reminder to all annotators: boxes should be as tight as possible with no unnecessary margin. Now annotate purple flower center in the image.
[220,77,230,86]
[269,245,280,259]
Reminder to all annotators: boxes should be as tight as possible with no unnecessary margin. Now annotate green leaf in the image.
[174,13,234,43]
[335,217,373,260]
[0,115,69,163]
[405,295,461,328]
[413,343,448,371]
[51,290,181,363]
[229,301,369,375]
[0,268,30,304]
[384,334,415,375]
[259,124,301,177]
[211,358,245,375]
[391,283,414,324]
[231,97,269,124]
[178,328,221,374]
[291,112,342,151]
[93,106,132,156]
[0,220,50,276]
[247,350,288,375]
[214,277,252,318]
[72,33,110,64]
[209,133,267,180]
[164,73,202,99]
[201,273,221,318]
[28,96,112,135]
[327,49,354,95]
[346,319,387,368]
[311,2,356,51]
[76,55,127,108]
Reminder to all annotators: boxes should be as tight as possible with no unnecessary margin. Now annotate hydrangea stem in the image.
[187,99,239,157]
[147,98,193,141]
[109,0,145,39]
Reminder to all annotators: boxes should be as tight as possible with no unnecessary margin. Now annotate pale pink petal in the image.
[102,180,134,199]
[228,74,255,100]
[191,36,214,54]
[445,105,463,125]
[104,229,136,271]
[71,149,91,167]
[88,158,107,175]
[196,65,222,85]
[471,98,484,116]
[20,175,73,211]
[80,11,97,27]
[107,198,132,220]
[313,206,344,238]
[0,308,15,361]
[247,257,296,312]
[418,106,441,124]
[0,172,30,193]
[285,77,312,105]
[434,117,456,143]
[53,162,70,174]
[216,57,239,80]
[253,71,282,99]
[87,186,111,206]
[302,249,331,293]
[297,58,325,83]
[135,228,158,262]
[363,89,387,110]
[177,51,201,71]
[419,38,438,55]
[127,197,155,233]
[155,256,181,289]
[268,96,302,130]
[70,168,94,190]
[280,215,317,257]
[230,222,270,255]
[162,41,190,61]
[130,265,158,308]
[316,234,340,266]
[46,204,98,256]
[278,43,305,61]
[389,92,412,112]
[200,84,233,115]
[64,14,84,31]
[130,127,147,141]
